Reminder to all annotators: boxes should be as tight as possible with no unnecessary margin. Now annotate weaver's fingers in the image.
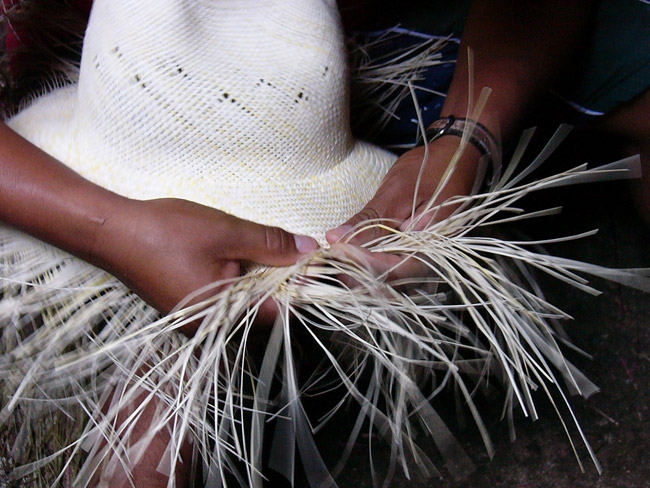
[228,218,319,266]
[399,198,462,232]
[326,197,406,246]
[329,243,432,290]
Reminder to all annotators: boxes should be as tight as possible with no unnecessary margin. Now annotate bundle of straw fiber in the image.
[1,0,650,487]
[3,135,648,488]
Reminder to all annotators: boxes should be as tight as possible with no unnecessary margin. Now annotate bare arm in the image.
[328,0,595,244]
[445,0,594,142]
[0,121,318,321]
[0,120,125,264]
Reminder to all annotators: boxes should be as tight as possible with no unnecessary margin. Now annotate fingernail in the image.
[333,225,353,241]
[294,235,319,253]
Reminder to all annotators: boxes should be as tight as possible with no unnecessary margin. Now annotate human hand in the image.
[326,136,481,246]
[94,198,319,330]
[325,136,481,282]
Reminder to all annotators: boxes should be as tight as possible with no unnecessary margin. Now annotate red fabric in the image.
[3,0,93,52]
[3,0,21,53]
[71,0,92,15]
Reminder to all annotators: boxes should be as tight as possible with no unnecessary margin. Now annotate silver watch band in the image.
[425,116,501,167]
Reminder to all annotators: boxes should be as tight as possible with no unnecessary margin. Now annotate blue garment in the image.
[349,29,459,150]
[552,0,650,116]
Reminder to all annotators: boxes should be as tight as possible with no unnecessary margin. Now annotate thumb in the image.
[326,199,396,246]
[234,219,319,266]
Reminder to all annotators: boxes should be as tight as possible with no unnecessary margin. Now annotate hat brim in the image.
[9,85,396,240]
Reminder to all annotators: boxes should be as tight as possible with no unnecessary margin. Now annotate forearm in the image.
[0,121,129,265]
[442,0,595,141]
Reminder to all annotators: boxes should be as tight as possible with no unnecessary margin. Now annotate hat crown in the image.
[9,0,394,238]
[74,0,352,181]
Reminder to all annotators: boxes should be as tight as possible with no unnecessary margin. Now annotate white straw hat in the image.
[5,1,650,487]
[8,0,396,240]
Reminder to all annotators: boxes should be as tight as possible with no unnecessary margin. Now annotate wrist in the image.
[87,194,137,273]
[425,116,501,168]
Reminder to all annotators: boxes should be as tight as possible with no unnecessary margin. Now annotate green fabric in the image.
[396,0,471,39]
[395,0,650,116]
[554,0,650,114]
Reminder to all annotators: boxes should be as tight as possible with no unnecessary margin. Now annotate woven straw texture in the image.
[2,1,650,487]
[7,0,395,240]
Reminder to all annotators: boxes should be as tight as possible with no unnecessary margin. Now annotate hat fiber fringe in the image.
[1,15,649,487]
[1,129,648,486]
